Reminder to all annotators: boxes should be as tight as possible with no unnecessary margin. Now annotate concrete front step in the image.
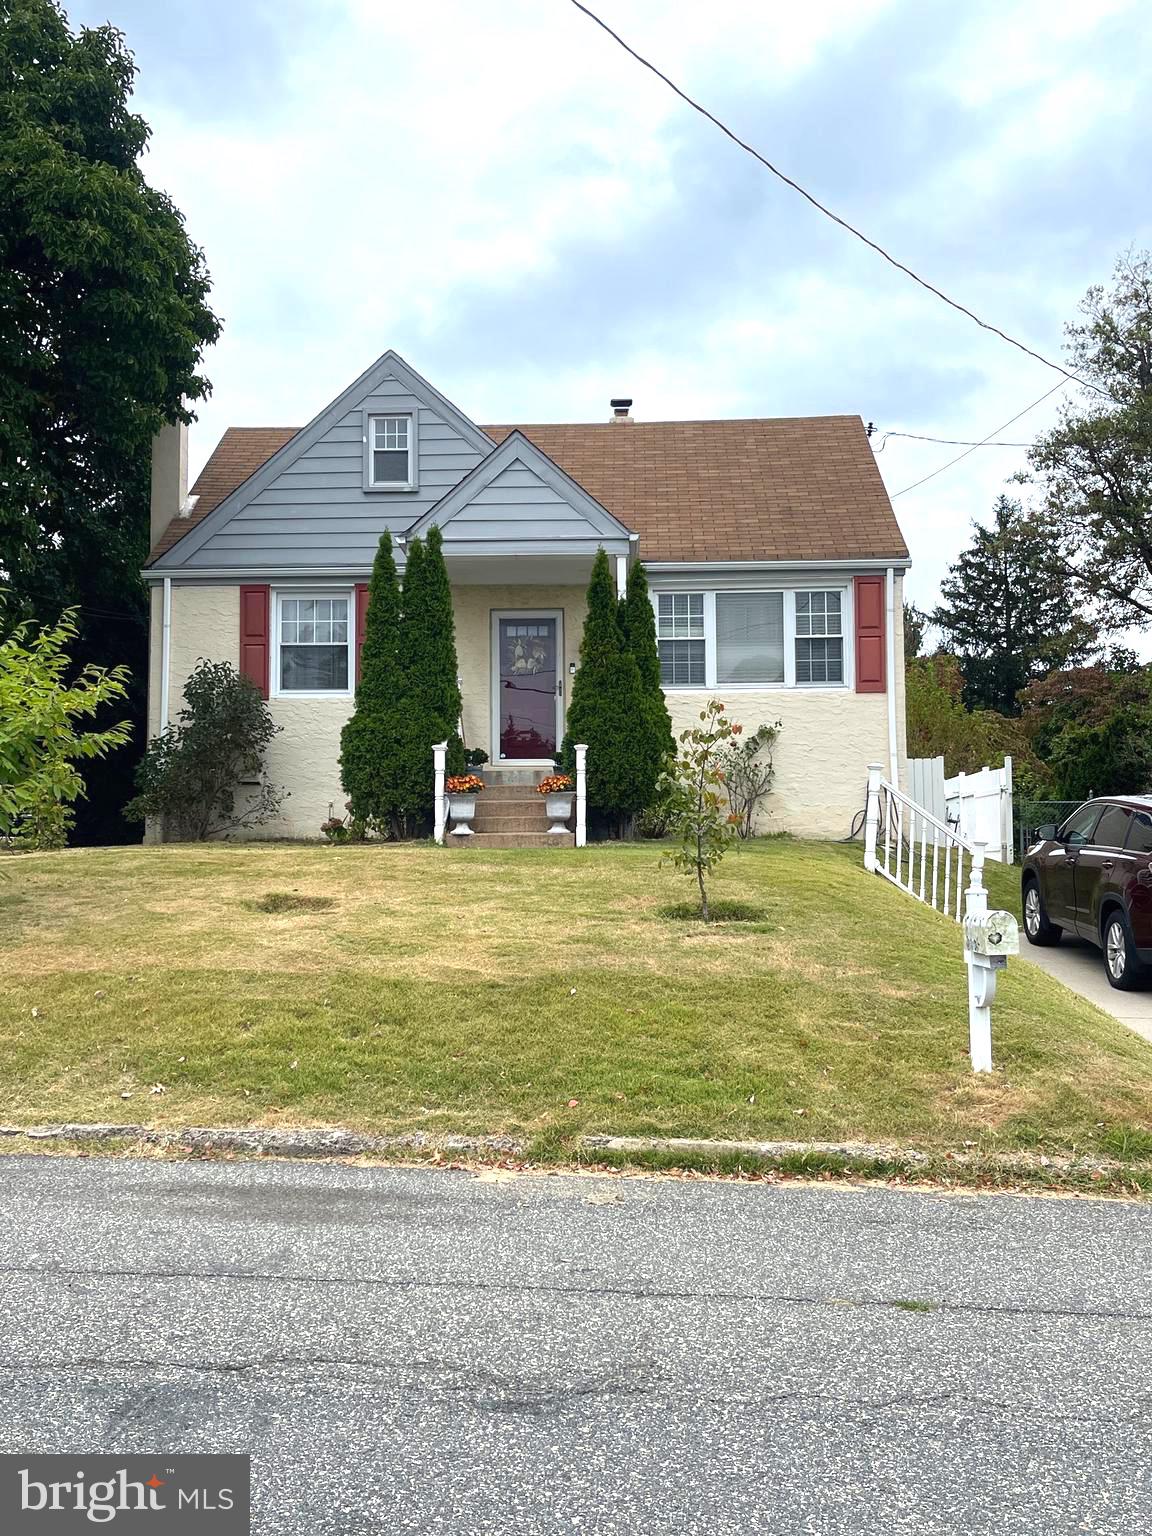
[446,831,574,849]
[474,784,551,802]
[474,815,553,833]
[481,768,548,787]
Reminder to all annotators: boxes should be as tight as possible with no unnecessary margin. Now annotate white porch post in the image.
[433,740,447,846]
[615,554,627,599]
[574,743,588,848]
[863,762,883,873]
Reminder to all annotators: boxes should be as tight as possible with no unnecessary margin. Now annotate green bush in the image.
[0,604,131,850]
[126,659,282,840]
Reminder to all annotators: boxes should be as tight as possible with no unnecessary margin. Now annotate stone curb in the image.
[0,1125,524,1157]
[580,1133,1130,1177]
[0,1124,1139,1179]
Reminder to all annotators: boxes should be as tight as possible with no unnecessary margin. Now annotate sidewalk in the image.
[1016,936,1152,1044]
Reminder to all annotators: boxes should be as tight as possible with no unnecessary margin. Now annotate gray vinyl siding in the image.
[178,384,485,570]
[423,455,632,559]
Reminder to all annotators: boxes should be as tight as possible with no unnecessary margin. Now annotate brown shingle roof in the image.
[148,415,907,565]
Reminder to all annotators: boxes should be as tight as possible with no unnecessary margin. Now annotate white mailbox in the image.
[964,909,1020,964]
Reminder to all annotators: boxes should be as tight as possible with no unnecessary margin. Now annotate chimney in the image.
[149,421,189,548]
[610,397,633,423]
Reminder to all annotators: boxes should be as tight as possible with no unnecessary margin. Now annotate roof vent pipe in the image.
[610,397,633,422]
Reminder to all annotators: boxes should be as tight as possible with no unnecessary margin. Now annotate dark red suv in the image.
[1021,797,1152,989]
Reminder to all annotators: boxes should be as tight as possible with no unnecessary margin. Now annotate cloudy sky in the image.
[72,0,1152,610]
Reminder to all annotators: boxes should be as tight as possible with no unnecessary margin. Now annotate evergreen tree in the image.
[619,560,674,805]
[931,495,1092,716]
[339,531,405,835]
[562,548,651,836]
[392,529,465,831]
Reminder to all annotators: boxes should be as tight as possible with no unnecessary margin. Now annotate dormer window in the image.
[367,413,415,490]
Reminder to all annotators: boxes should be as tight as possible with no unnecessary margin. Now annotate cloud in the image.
[67,0,1152,616]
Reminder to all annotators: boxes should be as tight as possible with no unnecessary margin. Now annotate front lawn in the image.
[1,839,1150,1162]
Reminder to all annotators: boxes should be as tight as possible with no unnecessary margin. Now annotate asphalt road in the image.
[0,1158,1150,1535]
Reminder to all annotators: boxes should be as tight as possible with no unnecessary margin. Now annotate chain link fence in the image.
[1015,799,1084,850]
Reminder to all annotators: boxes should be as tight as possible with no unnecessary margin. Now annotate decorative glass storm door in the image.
[495,615,560,760]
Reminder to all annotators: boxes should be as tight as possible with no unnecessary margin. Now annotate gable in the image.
[409,431,633,557]
[150,351,492,570]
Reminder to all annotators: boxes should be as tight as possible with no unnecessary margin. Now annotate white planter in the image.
[449,794,478,836]
[544,792,574,835]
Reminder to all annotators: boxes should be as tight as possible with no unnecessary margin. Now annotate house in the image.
[145,351,909,839]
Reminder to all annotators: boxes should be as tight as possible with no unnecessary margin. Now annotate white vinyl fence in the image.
[907,755,1015,863]
[945,757,1014,864]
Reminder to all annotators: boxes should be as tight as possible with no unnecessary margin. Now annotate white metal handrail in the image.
[864,763,983,921]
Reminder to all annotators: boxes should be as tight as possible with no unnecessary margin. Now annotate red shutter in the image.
[355,582,370,685]
[239,584,270,699]
[854,574,886,693]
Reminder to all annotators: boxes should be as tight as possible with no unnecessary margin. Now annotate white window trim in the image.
[364,410,417,492]
[271,586,356,700]
[653,585,854,692]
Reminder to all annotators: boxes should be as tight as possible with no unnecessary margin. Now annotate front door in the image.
[493,613,561,761]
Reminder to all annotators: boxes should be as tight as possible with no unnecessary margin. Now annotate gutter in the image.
[159,576,172,731]
[885,566,899,788]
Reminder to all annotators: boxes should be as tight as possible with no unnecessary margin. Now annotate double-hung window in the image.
[794,591,844,684]
[654,587,849,689]
[657,593,706,685]
[277,594,352,694]
[716,591,785,685]
[368,414,414,489]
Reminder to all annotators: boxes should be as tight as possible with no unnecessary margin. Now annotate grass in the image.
[1,838,1151,1169]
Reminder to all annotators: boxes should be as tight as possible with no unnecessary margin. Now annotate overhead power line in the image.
[880,430,1032,449]
[890,376,1073,498]
[569,0,1109,400]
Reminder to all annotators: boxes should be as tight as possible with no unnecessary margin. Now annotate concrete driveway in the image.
[1,1156,1151,1534]
[1016,933,1152,1043]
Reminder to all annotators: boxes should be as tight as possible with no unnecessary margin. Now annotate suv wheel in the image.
[1103,908,1146,991]
[1023,878,1061,946]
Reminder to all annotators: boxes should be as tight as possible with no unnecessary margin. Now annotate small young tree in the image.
[562,549,651,837]
[340,530,406,836]
[126,660,283,840]
[620,560,675,806]
[662,699,740,920]
[715,719,782,839]
[0,606,132,849]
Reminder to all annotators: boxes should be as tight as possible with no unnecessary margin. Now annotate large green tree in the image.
[562,548,651,836]
[1018,663,1152,801]
[0,0,220,840]
[931,496,1091,715]
[1029,251,1152,631]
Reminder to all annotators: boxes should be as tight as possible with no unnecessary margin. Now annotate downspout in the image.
[160,577,172,730]
[885,566,898,789]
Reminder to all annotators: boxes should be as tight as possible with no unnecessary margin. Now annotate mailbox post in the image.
[962,841,1019,1072]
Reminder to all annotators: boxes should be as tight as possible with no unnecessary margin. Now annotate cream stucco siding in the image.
[149,572,907,842]
[664,689,891,838]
